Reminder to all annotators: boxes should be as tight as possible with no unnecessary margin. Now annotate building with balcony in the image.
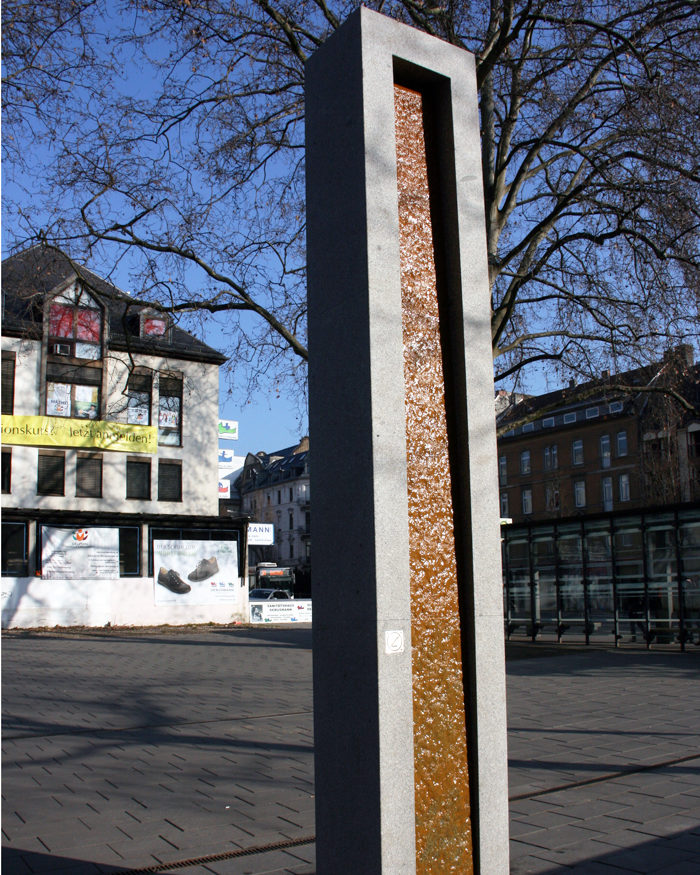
[1,245,246,628]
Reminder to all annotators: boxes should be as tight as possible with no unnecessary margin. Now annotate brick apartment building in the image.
[496,347,700,524]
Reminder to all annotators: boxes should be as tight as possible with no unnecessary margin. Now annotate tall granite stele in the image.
[306,8,509,874]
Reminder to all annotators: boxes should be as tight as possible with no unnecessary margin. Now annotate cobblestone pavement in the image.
[2,628,699,873]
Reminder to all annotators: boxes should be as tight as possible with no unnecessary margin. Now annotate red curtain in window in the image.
[76,308,101,342]
[49,304,74,338]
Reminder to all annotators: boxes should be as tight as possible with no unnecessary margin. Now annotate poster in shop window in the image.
[46,382,71,417]
[42,526,120,579]
[153,538,241,606]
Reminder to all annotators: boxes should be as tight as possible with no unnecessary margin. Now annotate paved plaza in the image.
[2,627,699,874]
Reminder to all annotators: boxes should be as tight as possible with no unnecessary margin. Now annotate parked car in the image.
[249,588,293,601]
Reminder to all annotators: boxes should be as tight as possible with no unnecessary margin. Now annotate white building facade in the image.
[1,246,247,628]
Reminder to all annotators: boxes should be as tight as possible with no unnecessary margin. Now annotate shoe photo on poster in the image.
[188,556,220,581]
[157,568,192,595]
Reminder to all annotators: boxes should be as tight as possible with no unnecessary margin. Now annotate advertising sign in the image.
[1,415,157,453]
[218,479,231,498]
[248,523,275,545]
[42,526,120,579]
[218,419,239,440]
[153,538,240,606]
[249,600,312,623]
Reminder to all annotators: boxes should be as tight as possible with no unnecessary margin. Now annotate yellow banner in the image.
[1,415,157,454]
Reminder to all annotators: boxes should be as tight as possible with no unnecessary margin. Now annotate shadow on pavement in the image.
[2,845,131,874]
[2,626,313,650]
[512,823,700,873]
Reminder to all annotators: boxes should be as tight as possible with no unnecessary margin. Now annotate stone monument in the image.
[306,8,509,873]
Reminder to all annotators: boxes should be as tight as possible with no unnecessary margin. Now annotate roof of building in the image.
[497,347,699,439]
[238,438,309,493]
[2,245,227,365]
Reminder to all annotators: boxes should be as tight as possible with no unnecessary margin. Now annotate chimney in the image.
[568,378,575,389]
[601,369,610,381]
[663,344,694,367]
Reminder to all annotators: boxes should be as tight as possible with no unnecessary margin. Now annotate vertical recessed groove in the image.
[394,83,473,874]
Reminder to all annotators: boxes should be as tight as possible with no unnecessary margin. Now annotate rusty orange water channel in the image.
[394,84,473,874]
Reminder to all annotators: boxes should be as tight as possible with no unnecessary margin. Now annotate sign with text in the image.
[153,538,240,606]
[1,415,157,453]
[248,523,275,545]
[42,526,120,579]
[249,600,312,623]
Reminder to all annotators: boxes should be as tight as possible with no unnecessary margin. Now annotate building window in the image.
[522,488,532,515]
[2,449,10,493]
[48,284,102,360]
[498,455,507,485]
[289,540,294,560]
[1,521,28,576]
[617,430,628,457]
[542,417,555,428]
[76,453,102,498]
[127,371,152,425]
[522,422,534,433]
[545,485,560,511]
[126,458,151,500]
[277,490,282,504]
[119,527,141,576]
[600,434,611,468]
[140,311,170,339]
[572,439,584,465]
[158,460,182,502]
[500,493,509,517]
[689,431,700,458]
[544,444,558,470]
[46,362,101,419]
[564,412,577,424]
[520,450,531,475]
[609,401,623,413]
[602,476,613,511]
[289,487,294,502]
[288,510,294,530]
[158,373,182,445]
[37,451,65,495]
[574,480,586,508]
[619,473,630,502]
[2,353,15,414]
[586,406,599,419]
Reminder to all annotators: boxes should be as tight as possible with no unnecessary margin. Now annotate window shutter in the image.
[158,462,182,502]
[76,455,102,497]
[126,459,151,500]
[38,453,65,495]
[2,356,15,415]
[128,372,152,394]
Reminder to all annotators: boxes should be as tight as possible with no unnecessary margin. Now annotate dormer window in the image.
[140,310,170,340]
[143,316,167,336]
[48,282,102,361]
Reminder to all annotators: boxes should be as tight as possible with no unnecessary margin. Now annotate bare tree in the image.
[3,0,699,407]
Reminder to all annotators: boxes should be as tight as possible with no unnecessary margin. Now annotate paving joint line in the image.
[124,835,316,873]
[509,751,700,801]
[4,709,314,741]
